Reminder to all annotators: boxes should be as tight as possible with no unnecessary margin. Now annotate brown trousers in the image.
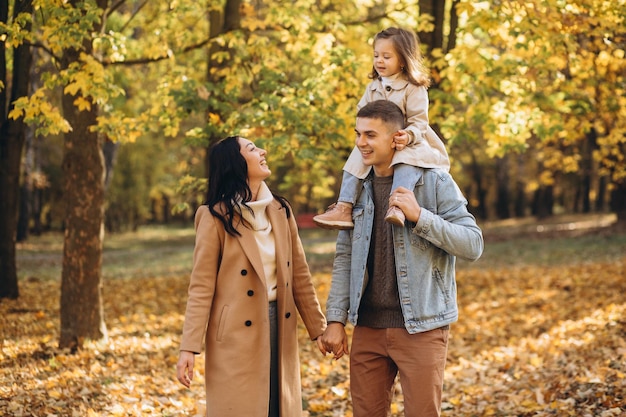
[350,326,449,417]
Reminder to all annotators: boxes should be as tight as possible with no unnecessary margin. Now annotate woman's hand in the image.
[176,350,195,388]
[316,337,327,355]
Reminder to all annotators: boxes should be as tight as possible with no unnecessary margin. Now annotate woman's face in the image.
[238,137,271,182]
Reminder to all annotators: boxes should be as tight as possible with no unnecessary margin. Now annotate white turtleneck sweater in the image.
[238,182,278,302]
[381,72,401,88]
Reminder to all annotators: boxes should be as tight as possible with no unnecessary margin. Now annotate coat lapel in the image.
[235,199,288,286]
[267,200,289,288]
[236,221,266,284]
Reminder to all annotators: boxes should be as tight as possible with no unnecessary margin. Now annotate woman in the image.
[176,136,327,417]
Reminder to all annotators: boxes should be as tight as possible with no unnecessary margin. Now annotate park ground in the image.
[2,213,626,416]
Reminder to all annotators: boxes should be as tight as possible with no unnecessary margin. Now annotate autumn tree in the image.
[169,0,367,212]
[433,0,626,220]
[6,0,155,346]
[0,0,33,300]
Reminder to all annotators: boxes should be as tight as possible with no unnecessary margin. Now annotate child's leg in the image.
[338,171,361,206]
[313,171,359,230]
[385,164,414,226]
[390,163,417,192]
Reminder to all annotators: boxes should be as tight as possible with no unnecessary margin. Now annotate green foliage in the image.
[0,10,33,47]
[35,0,103,56]
[105,132,204,230]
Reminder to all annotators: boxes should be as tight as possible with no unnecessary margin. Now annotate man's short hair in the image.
[356,100,405,131]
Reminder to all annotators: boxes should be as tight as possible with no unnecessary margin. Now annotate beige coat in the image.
[180,202,326,417]
[343,76,450,179]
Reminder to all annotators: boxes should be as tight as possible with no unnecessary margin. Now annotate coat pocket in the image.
[216,305,229,342]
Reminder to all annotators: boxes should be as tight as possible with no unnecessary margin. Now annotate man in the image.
[320,100,483,417]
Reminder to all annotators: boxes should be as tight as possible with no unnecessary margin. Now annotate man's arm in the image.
[414,173,483,261]
[325,229,353,324]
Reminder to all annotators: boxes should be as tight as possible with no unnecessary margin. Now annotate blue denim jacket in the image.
[326,167,484,334]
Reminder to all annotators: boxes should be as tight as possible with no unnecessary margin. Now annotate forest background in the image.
[1,0,625,415]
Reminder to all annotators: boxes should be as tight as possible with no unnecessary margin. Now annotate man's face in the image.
[355,116,396,176]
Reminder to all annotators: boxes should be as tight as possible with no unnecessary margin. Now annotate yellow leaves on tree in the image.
[8,89,72,136]
[63,54,124,105]
[437,0,626,186]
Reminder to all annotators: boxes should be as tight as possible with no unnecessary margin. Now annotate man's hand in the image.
[390,187,422,223]
[320,322,349,360]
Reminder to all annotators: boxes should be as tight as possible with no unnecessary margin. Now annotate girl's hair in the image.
[205,136,290,236]
[368,27,431,88]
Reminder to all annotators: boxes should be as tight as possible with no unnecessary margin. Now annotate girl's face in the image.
[373,38,403,77]
[238,137,271,183]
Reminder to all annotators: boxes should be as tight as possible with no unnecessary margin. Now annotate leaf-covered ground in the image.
[2,219,626,416]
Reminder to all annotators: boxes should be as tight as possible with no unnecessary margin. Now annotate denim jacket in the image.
[326,167,484,334]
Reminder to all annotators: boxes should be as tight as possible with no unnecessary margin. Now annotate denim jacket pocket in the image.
[352,205,365,240]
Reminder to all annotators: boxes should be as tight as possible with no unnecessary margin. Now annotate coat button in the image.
[241,269,247,276]
[285,312,291,318]
[245,320,252,326]
[247,290,254,296]
[385,85,391,91]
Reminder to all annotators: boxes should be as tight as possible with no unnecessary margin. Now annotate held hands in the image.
[176,351,195,388]
[392,130,409,151]
[389,187,422,223]
[318,322,349,360]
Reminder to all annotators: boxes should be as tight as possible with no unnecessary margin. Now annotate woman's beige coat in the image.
[180,202,326,417]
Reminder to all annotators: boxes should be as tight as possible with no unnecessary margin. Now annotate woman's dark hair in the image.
[205,136,290,236]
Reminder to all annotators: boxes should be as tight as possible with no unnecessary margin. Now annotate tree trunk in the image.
[59,84,107,348]
[58,2,107,348]
[447,0,460,52]
[532,185,554,219]
[16,124,35,242]
[596,176,607,212]
[418,0,445,53]
[495,155,510,219]
[0,0,33,300]
[514,154,526,217]
[469,151,487,220]
[579,128,596,213]
[204,0,242,181]
[610,181,626,224]
[103,138,119,191]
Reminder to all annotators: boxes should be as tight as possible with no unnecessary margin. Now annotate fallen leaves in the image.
[1,251,625,416]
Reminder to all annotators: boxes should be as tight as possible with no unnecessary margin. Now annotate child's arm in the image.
[393,130,410,150]
[403,85,431,146]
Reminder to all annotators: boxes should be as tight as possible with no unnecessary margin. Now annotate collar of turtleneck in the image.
[381,72,401,87]
[238,182,273,231]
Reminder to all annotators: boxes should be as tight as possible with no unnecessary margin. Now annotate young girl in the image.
[313,27,450,229]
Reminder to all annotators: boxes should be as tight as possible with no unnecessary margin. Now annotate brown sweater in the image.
[357,175,405,328]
